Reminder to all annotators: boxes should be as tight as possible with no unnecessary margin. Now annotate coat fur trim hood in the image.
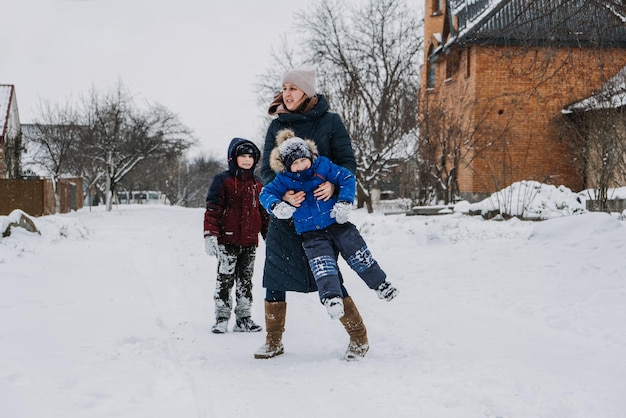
[269,128,318,173]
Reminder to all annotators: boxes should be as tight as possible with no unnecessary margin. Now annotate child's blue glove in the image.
[204,236,218,257]
[331,201,352,224]
[272,202,296,219]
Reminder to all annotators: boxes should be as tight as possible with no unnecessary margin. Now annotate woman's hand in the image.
[282,190,306,207]
[314,181,335,202]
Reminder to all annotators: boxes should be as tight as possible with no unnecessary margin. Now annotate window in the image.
[432,0,443,14]
[446,49,461,80]
[427,46,436,89]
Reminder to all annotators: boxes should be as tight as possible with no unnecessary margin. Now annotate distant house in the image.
[0,84,22,179]
[420,0,626,200]
[0,88,84,216]
[563,65,626,190]
[115,190,170,205]
[565,66,626,114]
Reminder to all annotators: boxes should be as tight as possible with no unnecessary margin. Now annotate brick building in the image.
[420,0,626,200]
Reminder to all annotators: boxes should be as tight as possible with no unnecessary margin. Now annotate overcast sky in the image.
[4,0,422,158]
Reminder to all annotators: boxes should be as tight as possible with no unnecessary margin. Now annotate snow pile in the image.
[465,181,588,219]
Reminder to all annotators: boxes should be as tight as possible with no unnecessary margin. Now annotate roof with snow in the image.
[563,65,626,113]
[0,85,15,142]
[445,0,626,49]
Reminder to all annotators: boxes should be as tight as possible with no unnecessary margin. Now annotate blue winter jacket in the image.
[260,156,355,234]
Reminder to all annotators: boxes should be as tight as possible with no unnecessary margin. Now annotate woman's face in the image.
[282,82,307,111]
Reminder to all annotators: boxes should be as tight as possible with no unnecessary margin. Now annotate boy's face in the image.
[290,157,311,173]
[237,154,255,170]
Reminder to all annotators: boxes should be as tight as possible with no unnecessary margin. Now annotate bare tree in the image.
[120,153,225,208]
[174,154,225,207]
[600,0,626,17]
[418,93,467,205]
[80,82,195,211]
[418,78,504,205]
[23,100,84,212]
[301,0,422,211]
[561,106,626,211]
[257,0,423,212]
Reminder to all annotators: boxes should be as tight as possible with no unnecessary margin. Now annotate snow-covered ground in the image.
[2,190,626,417]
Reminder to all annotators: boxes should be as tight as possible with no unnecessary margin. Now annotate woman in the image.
[254,67,370,361]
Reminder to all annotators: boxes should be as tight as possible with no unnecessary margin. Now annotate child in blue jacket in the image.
[259,129,398,319]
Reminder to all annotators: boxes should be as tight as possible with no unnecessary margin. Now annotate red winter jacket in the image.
[203,138,269,247]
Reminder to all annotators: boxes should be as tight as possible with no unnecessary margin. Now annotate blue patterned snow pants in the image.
[301,222,386,302]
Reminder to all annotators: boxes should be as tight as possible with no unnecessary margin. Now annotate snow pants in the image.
[214,243,256,321]
[301,222,386,302]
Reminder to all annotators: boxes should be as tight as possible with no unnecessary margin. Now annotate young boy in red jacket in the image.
[204,138,269,334]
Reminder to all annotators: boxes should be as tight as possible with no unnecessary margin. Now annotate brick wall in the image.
[58,178,84,214]
[0,178,55,216]
[467,46,626,193]
[421,6,626,196]
[0,177,83,216]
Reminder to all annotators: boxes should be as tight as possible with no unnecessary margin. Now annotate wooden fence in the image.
[0,178,83,216]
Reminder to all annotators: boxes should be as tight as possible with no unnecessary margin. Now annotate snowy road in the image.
[2,205,626,417]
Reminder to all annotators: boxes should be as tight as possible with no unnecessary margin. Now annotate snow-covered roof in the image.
[447,0,502,46]
[0,84,14,141]
[563,65,626,113]
[605,1,626,23]
[445,0,626,49]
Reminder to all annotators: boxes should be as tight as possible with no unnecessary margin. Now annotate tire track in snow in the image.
[127,206,236,418]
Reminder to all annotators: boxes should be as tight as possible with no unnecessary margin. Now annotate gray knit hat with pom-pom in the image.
[279,137,313,171]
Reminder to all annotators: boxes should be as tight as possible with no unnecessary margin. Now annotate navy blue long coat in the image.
[260,94,356,293]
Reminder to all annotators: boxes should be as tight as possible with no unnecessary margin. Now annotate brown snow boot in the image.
[254,300,286,359]
[339,296,369,361]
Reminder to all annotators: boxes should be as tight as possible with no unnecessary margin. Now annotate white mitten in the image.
[272,202,297,219]
[330,201,352,224]
[204,236,218,257]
